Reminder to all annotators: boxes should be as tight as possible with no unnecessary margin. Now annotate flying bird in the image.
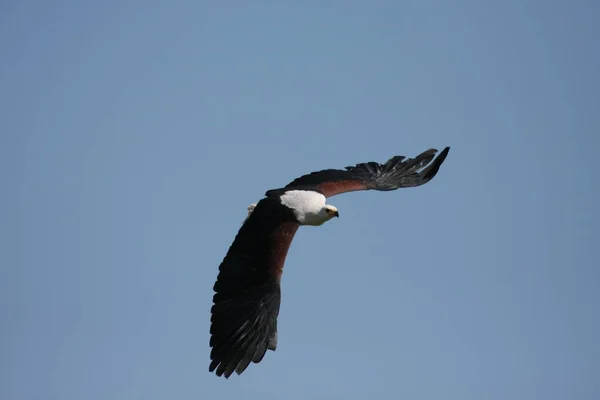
[209,146,450,378]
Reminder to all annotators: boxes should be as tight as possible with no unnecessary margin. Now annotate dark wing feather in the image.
[267,147,450,198]
[209,197,299,378]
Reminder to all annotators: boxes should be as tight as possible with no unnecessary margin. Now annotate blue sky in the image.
[2,1,599,399]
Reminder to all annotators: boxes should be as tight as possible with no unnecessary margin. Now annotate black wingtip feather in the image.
[422,146,450,181]
[209,281,282,379]
[338,147,447,191]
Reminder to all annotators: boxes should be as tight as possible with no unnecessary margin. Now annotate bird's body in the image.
[210,147,451,378]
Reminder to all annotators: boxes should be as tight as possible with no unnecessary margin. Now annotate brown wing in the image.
[209,197,299,378]
[267,147,450,198]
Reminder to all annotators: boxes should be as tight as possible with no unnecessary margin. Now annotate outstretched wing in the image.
[210,197,299,378]
[268,147,450,198]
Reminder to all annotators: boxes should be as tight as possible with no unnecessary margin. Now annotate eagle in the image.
[209,146,451,378]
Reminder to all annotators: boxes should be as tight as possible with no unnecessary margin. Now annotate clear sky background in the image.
[2,1,599,399]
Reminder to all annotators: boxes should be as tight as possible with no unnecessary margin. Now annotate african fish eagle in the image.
[210,146,451,378]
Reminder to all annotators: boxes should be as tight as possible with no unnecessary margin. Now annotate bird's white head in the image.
[323,204,339,220]
[298,202,339,226]
[280,190,339,226]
